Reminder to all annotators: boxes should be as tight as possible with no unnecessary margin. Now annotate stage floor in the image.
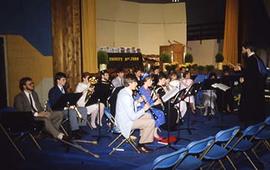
[1,111,270,170]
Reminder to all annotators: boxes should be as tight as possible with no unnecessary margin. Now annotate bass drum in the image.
[160,102,179,131]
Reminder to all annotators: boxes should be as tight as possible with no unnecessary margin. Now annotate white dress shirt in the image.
[115,87,145,138]
[75,82,89,107]
[24,90,39,116]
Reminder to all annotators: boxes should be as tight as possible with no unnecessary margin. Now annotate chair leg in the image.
[60,124,69,136]
[108,133,122,147]
[264,140,270,151]
[109,138,127,155]
[128,138,140,153]
[243,151,258,170]
[253,141,262,151]
[218,160,226,170]
[226,155,237,170]
[0,124,25,160]
[29,133,42,150]
[251,149,260,161]
[207,161,216,169]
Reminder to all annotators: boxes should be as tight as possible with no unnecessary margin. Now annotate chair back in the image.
[215,126,240,143]
[152,148,188,170]
[265,116,270,125]
[0,111,35,132]
[242,122,265,137]
[186,136,215,154]
[104,107,115,124]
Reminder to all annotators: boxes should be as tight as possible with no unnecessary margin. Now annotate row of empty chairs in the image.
[153,116,270,170]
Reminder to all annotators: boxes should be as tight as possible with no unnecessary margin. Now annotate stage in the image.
[1,111,270,170]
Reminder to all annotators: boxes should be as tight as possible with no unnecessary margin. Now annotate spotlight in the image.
[172,0,180,2]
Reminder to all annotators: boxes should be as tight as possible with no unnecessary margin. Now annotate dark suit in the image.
[14,91,64,138]
[48,86,87,131]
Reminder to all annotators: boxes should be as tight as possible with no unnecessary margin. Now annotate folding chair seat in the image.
[152,148,188,170]
[108,129,139,155]
[0,111,44,160]
[201,126,240,170]
[176,136,215,170]
[226,123,265,170]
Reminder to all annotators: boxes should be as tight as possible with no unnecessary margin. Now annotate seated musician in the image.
[87,70,112,126]
[111,68,125,88]
[156,74,178,130]
[14,77,67,140]
[48,72,88,138]
[75,72,105,129]
[115,74,155,153]
[179,71,196,114]
[202,72,218,116]
[169,71,180,89]
[137,74,166,141]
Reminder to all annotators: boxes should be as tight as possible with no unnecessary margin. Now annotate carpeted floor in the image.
[1,110,270,170]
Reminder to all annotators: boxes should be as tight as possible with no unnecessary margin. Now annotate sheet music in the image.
[162,87,179,102]
[211,83,230,92]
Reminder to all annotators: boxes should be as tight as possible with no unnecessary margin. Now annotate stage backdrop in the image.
[96,0,186,55]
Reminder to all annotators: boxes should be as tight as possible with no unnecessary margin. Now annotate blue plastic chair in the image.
[254,116,270,153]
[175,136,215,170]
[226,123,265,170]
[201,126,240,170]
[152,148,188,170]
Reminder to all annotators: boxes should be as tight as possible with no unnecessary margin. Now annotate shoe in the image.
[71,131,82,139]
[137,144,153,153]
[78,128,88,135]
[90,122,97,129]
[154,136,164,141]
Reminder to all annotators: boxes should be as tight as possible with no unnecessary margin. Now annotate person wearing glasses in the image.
[14,77,66,140]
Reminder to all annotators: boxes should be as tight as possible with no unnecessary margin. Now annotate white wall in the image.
[96,0,186,55]
[187,39,220,66]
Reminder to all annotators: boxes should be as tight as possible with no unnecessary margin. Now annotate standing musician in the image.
[137,74,165,141]
[75,72,105,129]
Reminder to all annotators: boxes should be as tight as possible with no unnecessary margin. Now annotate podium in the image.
[160,43,185,64]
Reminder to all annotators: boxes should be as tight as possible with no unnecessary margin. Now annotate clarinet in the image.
[136,89,158,120]
[152,86,165,111]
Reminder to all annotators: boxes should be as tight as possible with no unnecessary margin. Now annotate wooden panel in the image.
[160,43,185,64]
[51,0,82,91]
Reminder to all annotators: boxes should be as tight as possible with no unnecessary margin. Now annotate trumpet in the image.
[84,76,98,103]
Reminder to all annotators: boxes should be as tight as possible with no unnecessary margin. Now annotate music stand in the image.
[172,84,200,138]
[211,83,230,129]
[154,87,184,151]
[51,93,82,111]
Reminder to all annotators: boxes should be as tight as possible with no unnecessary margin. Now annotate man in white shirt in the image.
[115,74,155,153]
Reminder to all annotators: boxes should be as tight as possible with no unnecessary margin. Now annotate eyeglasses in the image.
[26,82,34,86]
